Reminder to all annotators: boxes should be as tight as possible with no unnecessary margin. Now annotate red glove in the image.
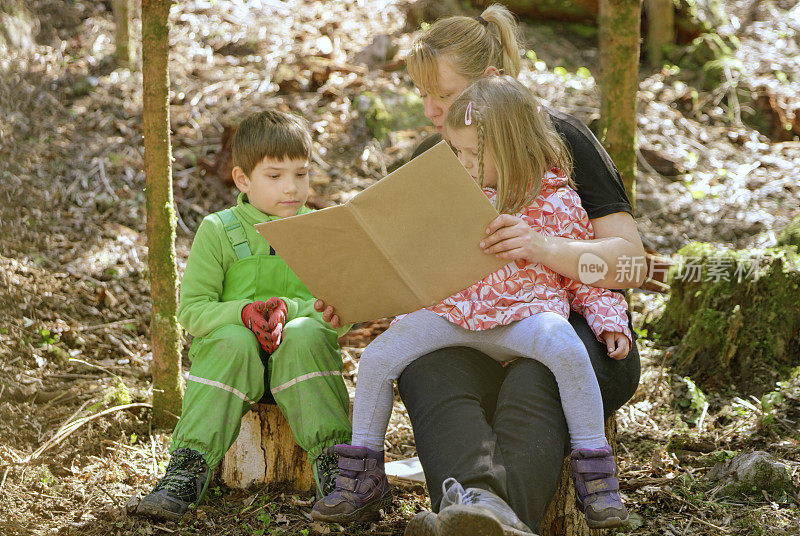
[241,298,287,354]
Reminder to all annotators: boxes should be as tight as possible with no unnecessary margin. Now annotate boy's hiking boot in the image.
[433,477,536,536]
[136,448,210,521]
[310,444,392,522]
[313,445,340,499]
[570,444,629,529]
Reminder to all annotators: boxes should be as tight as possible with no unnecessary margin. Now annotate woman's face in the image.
[416,57,474,132]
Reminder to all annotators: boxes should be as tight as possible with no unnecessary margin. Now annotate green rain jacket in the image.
[177,193,349,338]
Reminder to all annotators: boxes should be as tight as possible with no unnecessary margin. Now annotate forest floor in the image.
[1,0,799,535]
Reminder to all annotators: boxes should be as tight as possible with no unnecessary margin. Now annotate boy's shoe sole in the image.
[311,489,393,523]
[135,463,211,522]
[136,492,192,522]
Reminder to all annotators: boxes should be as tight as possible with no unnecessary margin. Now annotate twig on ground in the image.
[76,318,136,332]
[150,423,158,477]
[107,333,138,359]
[68,357,121,380]
[61,398,95,428]
[21,403,151,464]
[0,466,11,494]
[98,484,117,502]
[690,515,730,533]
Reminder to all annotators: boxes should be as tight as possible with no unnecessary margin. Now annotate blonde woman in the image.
[312,76,632,534]
[313,5,644,536]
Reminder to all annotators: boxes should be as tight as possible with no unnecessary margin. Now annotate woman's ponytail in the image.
[481,4,522,78]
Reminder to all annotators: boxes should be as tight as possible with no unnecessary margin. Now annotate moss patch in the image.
[777,216,800,249]
[652,242,800,393]
[357,90,427,143]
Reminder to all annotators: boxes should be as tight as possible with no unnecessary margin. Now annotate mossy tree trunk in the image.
[112,0,132,66]
[539,418,617,536]
[142,0,182,429]
[777,215,800,249]
[598,0,642,212]
[654,242,800,393]
[645,0,675,65]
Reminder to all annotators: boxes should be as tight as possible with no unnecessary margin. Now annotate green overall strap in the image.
[216,208,252,260]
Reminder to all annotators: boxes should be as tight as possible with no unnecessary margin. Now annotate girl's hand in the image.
[600,331,630,359]
[314,299,342,329]
[480,214,550,264]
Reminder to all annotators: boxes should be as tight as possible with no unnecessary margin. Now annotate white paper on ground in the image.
[385,456,425,483]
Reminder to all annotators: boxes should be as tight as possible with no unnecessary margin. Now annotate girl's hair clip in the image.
[465,101,473,126]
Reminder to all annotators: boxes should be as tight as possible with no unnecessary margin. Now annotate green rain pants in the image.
[171,218,351,468]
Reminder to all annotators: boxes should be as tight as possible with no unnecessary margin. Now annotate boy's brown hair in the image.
[232,110,312,176]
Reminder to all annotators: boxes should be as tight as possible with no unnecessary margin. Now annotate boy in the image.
[136,110,352,521]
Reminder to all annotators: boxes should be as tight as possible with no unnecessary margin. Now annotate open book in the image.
[255,141,507,325]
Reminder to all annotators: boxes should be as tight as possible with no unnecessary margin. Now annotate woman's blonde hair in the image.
[444,76,573,214]
[406,4,522,96]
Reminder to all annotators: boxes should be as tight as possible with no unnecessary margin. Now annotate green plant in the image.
[37,328,59,346]
[88,380,132,412]
[676,377,708,424]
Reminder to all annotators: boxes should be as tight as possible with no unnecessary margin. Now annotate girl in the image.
[311,76,631,531]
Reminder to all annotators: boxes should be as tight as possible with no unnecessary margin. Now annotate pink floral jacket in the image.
[426,169,632,346]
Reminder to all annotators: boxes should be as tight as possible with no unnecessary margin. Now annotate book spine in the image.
[347,203,428,304]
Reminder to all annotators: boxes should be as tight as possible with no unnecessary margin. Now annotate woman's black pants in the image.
[397,310,641,531]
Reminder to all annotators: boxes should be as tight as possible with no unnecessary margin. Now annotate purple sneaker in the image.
[311,445,392,523]
[570,444,629,529]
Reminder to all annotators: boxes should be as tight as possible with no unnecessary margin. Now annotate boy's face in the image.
[233,156,310,217]
[445,126,499,188]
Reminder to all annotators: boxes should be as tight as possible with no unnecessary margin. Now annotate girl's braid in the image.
[476,115,485,187]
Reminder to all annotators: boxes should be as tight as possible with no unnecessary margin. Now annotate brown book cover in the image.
[255,141,507,324]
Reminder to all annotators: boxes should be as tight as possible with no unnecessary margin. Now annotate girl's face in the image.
[416,57,473,132]
[446,126,499,188]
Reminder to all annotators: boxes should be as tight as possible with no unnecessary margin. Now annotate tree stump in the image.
[652,242,800,393]
[221,403,314,492]
[539,417,618,536]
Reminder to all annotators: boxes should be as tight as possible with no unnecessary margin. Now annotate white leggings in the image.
[351,309,607,452]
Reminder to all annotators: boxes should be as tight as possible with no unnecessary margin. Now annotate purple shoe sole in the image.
[311,488,392,523]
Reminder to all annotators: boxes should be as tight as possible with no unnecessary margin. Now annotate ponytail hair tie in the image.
[475,15,489,27]
[465,101,473,126]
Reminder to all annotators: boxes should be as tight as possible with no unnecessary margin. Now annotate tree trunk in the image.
[112,0,132,65]
[645,0,674,65]
[653,242,800,394]
[142,0,182,429]
[539,417,618,536]
[598,0,642,212]
[221,404,315,492]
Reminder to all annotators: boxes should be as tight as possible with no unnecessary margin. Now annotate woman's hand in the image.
[600,331,630,359]
[480,214,550,264]
[314,299,342,329]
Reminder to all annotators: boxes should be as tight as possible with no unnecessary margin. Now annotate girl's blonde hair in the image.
[406,4,522,96]
[444,76,573,214]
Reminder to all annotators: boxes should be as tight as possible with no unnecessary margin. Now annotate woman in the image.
[399,4,644,536]
[317,4,643,535]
